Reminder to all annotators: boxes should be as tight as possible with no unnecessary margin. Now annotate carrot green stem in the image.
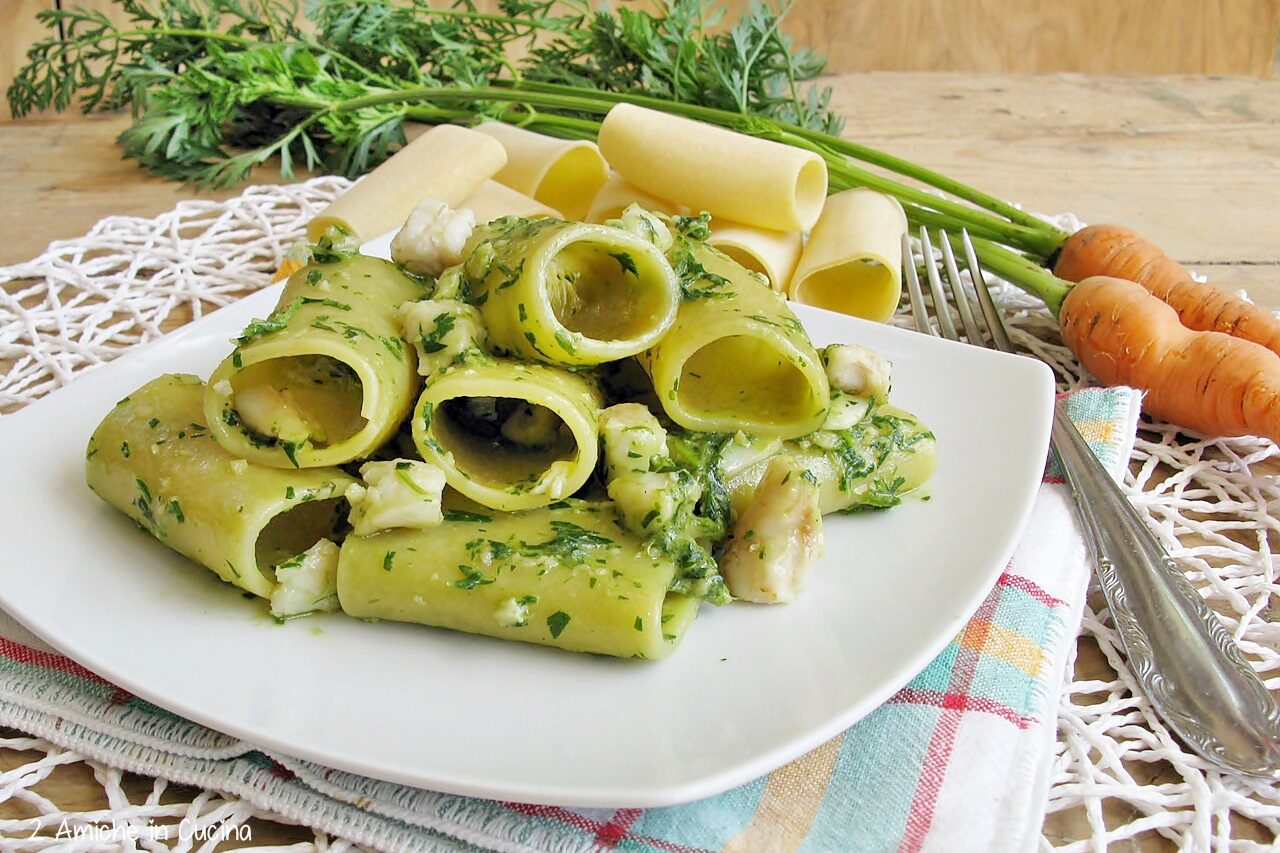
[961,234,1072,317]
[508,80,1067,247]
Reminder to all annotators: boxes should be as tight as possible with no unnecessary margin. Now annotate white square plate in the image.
[0,256,1054,807]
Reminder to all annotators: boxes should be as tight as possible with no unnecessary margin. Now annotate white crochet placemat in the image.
[0,177,1277,851]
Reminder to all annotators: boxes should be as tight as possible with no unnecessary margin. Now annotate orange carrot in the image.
[1054,224,1280,357]
[1060,276,1280,442]
[271,257,304,283]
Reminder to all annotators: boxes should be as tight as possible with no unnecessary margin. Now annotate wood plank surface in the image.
[1,0,1278,100]
[0,72,1277,850]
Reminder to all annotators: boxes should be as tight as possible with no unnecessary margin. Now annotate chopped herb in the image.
[450,564,493,590]
[120,441,130,458]
[395,464,429,496]
[380,335,405,359]
[280,440,302,468]
[641,508,660,528]
[418,312,456,354]
[546,611,571,639]
[306,269,322,285]
[608,251,638,277]
[147,417,160,428]
[554,331,577,355]
[634,616,644,631]
[285,486,295,499]
[442,510,493,523]
[383,551,395,571]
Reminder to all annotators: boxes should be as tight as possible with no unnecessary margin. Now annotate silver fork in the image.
[904,228,1280,779]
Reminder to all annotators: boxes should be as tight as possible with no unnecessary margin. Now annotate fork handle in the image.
[1052,403,1280,778]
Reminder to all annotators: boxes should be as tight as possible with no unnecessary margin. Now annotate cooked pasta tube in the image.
[597,103,828,232]
[205,255,427,468]
[707,219,803,292]
[411,360,603,512]
[640,242,829,438]
[461,179,561,223]
[337,499,700,659]
[474,122,608,221]
[308,125,506,241]
[788,189,908,322]
[85,375,356,598]
[585,173,687,224]
[444,217,679,366]
[719,402,937,518]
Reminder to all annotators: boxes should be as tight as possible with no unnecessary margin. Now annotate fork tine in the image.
[938,231,984,344]
[901,232,935,336]
[918,229,960,341]
[959,230,1014,354]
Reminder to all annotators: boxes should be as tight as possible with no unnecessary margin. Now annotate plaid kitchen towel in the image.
[0,387,1141,853]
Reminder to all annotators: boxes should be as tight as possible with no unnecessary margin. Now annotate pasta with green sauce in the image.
[85,200,936,659]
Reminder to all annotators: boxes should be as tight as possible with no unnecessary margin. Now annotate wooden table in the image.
[1,72,1277,849]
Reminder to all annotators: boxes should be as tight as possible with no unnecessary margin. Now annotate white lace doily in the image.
[1,178,1276,851]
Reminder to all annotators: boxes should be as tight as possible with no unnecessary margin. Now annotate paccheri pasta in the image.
[474,122,609,221]
[598,103,828,232]
[86,117,935,658]
[585,173,688,224]
[706,219,804,293]
[308,125,507,241]
[789,188,909,322]
[86,375,355,600]
[205,253,428,468]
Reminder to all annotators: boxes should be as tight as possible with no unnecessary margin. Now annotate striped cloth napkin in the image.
[0,387,1141,853]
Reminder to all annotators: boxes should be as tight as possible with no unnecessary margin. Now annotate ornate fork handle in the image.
[1052,404,1280,778]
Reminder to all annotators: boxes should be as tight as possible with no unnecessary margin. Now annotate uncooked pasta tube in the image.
[706,219,803,292]
[788,189,908,322]
[308,125,506,240]
[597,103,828,232]
[86,375,356,598]
[205,255,426,468]
[585,173,688,224]
[474,122,609,221]
[461,179,561,223]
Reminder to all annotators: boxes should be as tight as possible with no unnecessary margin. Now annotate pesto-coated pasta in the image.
[411,359,603,512]
[719,402,937,518]
[337,500,700,659]
[86,375,355,598]
[205,255,427,468]
[442,216,679,366]
[640,241,830,438]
